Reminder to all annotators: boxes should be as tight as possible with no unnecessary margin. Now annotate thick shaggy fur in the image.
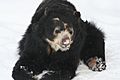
[12,0,106,80]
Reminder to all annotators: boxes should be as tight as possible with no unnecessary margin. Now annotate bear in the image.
[12,0,106,80]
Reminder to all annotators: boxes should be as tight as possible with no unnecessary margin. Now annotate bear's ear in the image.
[73,11,81,18]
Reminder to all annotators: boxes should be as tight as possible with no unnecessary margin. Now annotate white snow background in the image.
[0,0,120,80]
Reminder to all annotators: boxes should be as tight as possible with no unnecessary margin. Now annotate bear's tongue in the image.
[62,37,70,47]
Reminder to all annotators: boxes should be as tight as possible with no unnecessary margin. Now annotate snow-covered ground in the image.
[0,0,120,80]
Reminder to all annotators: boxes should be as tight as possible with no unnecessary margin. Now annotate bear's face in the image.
[45,17,74,52]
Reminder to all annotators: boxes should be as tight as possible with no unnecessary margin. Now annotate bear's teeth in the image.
[63,39,70,45]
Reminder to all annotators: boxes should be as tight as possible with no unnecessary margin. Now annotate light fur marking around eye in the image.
[53,18,60,21]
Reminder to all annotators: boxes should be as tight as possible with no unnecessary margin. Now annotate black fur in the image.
[12,0,106,80]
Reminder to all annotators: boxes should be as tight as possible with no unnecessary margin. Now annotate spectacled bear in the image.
[12,0,106,80]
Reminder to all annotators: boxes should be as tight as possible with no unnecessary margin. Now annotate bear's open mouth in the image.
[61,37,70,48]
[46,36,73,52]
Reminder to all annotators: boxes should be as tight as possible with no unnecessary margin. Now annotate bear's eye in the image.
[55,29,61,34]
[54,27,61,35]
[68,28,74,35]
[69,30,73,34]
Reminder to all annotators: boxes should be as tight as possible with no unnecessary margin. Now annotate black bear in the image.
[12,0,106,80]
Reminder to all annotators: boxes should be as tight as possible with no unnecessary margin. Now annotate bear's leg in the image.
[80,26,106,71]
[12,60,34,80]
[12,57,46,80]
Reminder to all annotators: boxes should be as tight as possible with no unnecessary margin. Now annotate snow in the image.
[0,0,120,80]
